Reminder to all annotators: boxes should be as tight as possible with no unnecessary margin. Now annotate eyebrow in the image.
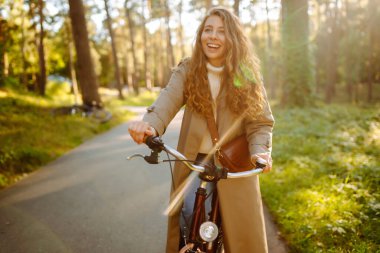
[204,24,225,29]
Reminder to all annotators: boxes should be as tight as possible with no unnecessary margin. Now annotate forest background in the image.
[0,0,379,252]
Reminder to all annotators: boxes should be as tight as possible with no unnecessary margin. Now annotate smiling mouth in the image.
[207,43,221,49]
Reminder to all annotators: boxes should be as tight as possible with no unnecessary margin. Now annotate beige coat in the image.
[143,62,274,253]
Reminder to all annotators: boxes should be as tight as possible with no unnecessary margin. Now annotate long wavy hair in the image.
[184,6,265,119]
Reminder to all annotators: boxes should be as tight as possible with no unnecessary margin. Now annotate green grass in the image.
[0,83,156,189]
[262,105,380,252]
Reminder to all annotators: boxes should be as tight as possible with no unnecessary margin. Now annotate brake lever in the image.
[143,150,160,164]
[126,154,145,160]
[126,151,161,164]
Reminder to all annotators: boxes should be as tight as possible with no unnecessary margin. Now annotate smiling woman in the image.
[128,6,275,253]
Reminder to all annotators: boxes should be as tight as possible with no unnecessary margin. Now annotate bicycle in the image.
[127,136,266,253]
[52,102,112,124]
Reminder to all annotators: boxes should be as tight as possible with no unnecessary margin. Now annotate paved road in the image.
[0,107,287,253]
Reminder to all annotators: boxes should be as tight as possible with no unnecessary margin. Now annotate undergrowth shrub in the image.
[262,105,380,252]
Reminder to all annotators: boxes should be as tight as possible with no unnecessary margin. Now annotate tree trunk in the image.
[20,8,28,88]
[158,20,166,88]
[104,0,124,99]
[125,0,139,95]
[233,0,240,17]
[121,23,132,93]
[0,17,6,86]
[342,0,362,104]
[315,1,324,96]
[68,0,102,107]
[281,0,311,106]
[29,1,39,92]
[265,0,276,99]
[37,0,46,96]
[324,0,339,103]
[124,52,132,92]
[367,0,380,103]
[65,20,80,105]
[164,0,175,84]
[177,0,186,58]
[153,40,159,88]
[141,0,152,90]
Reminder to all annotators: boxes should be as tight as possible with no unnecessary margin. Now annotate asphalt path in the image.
[0,106,287,253]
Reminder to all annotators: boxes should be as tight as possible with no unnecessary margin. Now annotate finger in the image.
[135,124,148,144]
[252,155,267,168]
[256,157,267,165]
[263,167,271,173]
[252,153,272,173]
[129,125,144,144]
[144,128,153,136]
[263,157,273,173]
[128,123,139,136]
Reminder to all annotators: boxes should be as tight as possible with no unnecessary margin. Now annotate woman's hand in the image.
[251,153,272,173]
[128,121,156,144]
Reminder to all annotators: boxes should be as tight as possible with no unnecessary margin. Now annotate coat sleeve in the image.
[142,62,187,136]
[244,87,275,155]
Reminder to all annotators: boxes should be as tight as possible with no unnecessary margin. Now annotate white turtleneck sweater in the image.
[198,63,224,154]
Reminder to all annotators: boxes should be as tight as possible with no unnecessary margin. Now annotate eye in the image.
[204,27,212,33]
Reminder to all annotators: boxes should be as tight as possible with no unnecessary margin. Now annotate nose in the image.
[210,30,218,40]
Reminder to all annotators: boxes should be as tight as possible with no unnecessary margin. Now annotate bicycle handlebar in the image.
[127,136,264,179]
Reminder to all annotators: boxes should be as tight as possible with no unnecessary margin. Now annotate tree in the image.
[141,0,152,90]
[177,0,186,58]
[367,0,380,102]
[164,0,175,70]
[68,0,102,107]
[20,3,28,88]
[340,0,363,103]
[264,0,276,99]
[125,0,140,94]
[281,0,312,106]
[27,0,47,94]
[0,18,7,87]
[65,19,80,105]
[324,0,339,103]
[104,0,124,99]
[148,0,175,86]
[37,0,47,95]
[120,24,132,92]
[150,22,166,88]
[233,0,240,17]
[314,0,326,96]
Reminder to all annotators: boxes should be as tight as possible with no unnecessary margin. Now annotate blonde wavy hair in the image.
[184,6,265,119]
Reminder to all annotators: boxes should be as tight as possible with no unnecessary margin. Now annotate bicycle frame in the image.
[186,179,222,253]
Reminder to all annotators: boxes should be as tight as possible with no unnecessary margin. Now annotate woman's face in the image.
[201,15,227,67]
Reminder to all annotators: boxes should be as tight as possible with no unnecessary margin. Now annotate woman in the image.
[128,6,274,253]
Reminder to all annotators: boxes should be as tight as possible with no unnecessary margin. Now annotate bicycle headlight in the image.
[199,221,219,242]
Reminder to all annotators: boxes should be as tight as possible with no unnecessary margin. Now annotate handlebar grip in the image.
[144,136,164,151]
[144,135,154,146]
[255,157,267,169]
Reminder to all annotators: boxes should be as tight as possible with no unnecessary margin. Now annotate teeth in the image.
[208,43,220,48]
